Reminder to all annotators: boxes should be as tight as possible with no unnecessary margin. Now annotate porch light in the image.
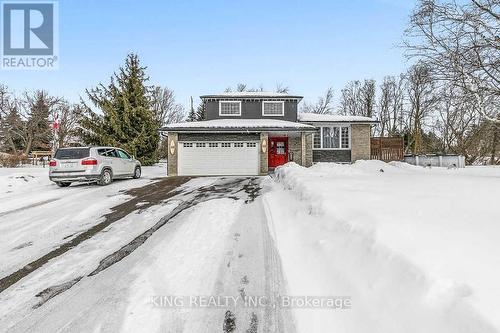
[261,139,267,153]
[169,139,176,155]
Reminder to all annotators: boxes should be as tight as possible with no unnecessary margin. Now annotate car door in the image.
[116,149,135,175]
[97,148,122,175]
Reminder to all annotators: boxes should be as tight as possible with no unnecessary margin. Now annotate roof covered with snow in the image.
[200,91,303,100]
[160,119,316,132]
[298,112,379,123]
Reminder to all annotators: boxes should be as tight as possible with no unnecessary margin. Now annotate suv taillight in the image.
[49,160,57,167]
[81,158,98,166]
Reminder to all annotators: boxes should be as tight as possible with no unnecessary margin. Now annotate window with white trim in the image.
[221,142,231,148]
[262,101,284,116]
[341,127,350,148]
[313,126,350,149]
[234,142,244,148]
[195,142,206,148]
[219,101,241,116]
[246,142,257,148]
[182,142,193,148]
[313,128,321,149]
[208,142,218,148]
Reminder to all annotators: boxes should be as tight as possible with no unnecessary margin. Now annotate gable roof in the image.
[200,92,303,101]
[160,119,315,133]
[298,112,379,123]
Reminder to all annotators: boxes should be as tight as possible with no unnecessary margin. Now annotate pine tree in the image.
[78,54,160,165]
[187,96,196,121]
[195,100,206,121]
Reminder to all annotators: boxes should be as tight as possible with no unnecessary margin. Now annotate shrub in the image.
[0,153,28,167]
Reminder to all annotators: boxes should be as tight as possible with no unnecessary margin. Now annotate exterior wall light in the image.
[261,139,267,153]
[169,139,176,155]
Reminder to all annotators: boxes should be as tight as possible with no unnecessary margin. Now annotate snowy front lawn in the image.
[264,161,500,333]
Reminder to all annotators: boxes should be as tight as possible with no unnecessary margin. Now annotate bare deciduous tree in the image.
[404,0,500,122]
[301,87,334,114]
[275,83,290,93]
[56,102,81,148]
[151,86,185,126]
[378,75,406,136]
[339,81,362,116]
[405,63,439,154]
[361,79,376,117]
[14,91,61,154]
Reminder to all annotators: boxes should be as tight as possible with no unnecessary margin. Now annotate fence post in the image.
[379,138,382,160]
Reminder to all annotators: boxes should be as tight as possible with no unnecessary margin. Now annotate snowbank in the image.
[264,161,500,332]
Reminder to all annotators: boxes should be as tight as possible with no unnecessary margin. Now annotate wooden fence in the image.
[371,137,404,162]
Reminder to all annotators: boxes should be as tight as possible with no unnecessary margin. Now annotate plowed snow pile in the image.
[264,161,500,333]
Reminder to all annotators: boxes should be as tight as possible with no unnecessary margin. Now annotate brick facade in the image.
[167,133,178,176]
[259,133,268,175]
[351,124,371,161]
[304,133,313,166]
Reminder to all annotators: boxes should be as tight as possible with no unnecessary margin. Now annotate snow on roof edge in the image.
[298,112,379,123]
[200,91,303,99]
[160,119,315,131]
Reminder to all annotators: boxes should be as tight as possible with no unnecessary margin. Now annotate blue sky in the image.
[2,0,416,109]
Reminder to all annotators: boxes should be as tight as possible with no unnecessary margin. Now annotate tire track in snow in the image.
[261,200,296,333]
[209,177,295,333]
[0,198,61,218]
[26,177,253,312]
[0,176,192,293]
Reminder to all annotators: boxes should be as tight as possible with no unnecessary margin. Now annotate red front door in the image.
[268,137,288,168]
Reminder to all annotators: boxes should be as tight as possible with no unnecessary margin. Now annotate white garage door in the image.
[178,141,260,176]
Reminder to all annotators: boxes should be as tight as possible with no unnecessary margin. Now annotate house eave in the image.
[200,95,303,102]
[300,120,380,125]
[160,127,316,134]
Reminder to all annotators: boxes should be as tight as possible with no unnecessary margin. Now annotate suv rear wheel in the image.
[133,166,141,179]
[56,182,71,187]
[98,169,113,186]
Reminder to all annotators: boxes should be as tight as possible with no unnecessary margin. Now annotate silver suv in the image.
[49,147,142,187]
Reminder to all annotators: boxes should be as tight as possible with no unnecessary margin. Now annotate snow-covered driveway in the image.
[0,168,290,332]
[0,164,168,278]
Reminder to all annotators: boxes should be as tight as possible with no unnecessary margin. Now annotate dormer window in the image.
[262,101,284,116]
[219,101,241,116]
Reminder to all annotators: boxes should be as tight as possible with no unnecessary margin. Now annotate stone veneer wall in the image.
[351,124,371,161]
[284,133,313,167]
[259,133,268,175]
[167,133,178,176]
[304,133,313,167]
[288,136,302,165]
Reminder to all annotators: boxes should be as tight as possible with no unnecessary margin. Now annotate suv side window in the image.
[98,148,117,157]
[117,150,131,159]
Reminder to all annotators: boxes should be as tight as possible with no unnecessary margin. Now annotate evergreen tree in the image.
[195,100,206,121]
[187,96,196,121]
[78,54,160,165]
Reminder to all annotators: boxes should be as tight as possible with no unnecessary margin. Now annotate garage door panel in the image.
[178,142,259,176]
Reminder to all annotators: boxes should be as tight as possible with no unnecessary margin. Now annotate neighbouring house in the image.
[161,92,378,176]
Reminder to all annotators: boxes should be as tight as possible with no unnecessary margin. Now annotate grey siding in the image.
[178,133,260,142]
[313,150,351,163]
[205,100,298,122]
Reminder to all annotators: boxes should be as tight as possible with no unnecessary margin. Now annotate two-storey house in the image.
[161,92,377,176]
